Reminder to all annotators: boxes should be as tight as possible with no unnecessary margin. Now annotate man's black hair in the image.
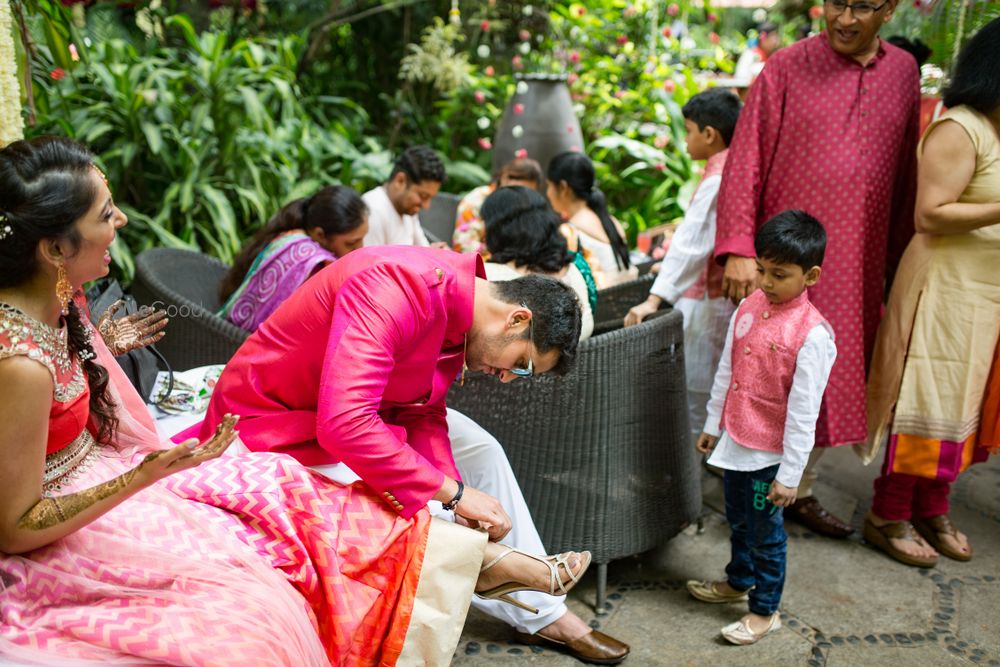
[754,210,827,271]
[492,275,582,376]
[389,145,447,185]
[681,88,743,147]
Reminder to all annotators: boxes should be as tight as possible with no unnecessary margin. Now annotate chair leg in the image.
[595,562,609,615]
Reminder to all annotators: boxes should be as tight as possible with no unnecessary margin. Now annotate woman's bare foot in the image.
[868,513,938,561]
[475,544,587,595]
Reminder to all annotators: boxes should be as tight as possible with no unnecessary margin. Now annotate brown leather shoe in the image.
[515,629,630,665]
[785,496,854,538]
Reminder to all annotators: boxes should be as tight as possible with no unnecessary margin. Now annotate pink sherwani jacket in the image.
[192,246,484,518]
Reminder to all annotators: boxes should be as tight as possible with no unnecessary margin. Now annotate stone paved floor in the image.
[452,446,1000,666]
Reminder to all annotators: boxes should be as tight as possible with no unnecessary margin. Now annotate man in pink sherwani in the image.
[193,245,630,663]
[715,0,919,537]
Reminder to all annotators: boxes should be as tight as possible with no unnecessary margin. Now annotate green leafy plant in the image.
[23,10,380,279]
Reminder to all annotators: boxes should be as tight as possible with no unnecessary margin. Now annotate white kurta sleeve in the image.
[649,174,722,305]
[775,323,837,488]
[362,189,389,247]
[412,216,431,247]
[703,305,739,437]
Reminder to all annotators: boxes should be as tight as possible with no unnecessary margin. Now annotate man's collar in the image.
[816,32,887,68]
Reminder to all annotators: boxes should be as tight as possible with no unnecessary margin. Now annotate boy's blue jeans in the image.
[723,464,787,615]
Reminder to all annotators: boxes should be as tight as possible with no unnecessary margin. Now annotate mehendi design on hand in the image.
[17,466,140,531]
[97,300,168,356]
[17,415,237,532]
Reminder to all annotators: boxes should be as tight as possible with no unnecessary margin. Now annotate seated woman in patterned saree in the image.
[218,185,369,332]
[0,137,589,666]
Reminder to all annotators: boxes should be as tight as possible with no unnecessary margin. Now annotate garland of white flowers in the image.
[0,0,24,147]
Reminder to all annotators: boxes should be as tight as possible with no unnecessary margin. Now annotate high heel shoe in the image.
[475,547,591,614]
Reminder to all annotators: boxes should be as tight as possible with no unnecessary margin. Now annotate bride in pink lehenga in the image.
[0,137,588,666]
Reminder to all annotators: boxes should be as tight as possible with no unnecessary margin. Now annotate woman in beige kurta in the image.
[861,19,1000,569]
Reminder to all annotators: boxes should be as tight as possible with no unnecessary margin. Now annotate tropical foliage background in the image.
[6,0,996,279]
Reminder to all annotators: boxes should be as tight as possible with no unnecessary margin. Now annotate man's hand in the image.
[695,432,719,454]
[429,241,451,250]
[766,481,797,508]
[721,255,758,304]
[624,295,663,328]
[454,485,512,541]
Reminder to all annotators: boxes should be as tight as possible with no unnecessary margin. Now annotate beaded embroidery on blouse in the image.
[43,429,98,497]
[0,302,87,403]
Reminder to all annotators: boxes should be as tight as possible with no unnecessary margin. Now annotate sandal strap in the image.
[919,514,958,537]
[479,546,581,595]
[548,552,581,594]
[874,520,920,541]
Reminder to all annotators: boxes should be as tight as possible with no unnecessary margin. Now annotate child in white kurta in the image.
[625,88,743,444]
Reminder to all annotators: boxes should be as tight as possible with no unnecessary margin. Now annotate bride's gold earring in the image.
[56,263,73,316]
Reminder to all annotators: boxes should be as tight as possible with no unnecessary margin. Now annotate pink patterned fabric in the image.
[715,34,920,448]
[0,303,430,666]
[721,289,828,452]
[181,246,485,519]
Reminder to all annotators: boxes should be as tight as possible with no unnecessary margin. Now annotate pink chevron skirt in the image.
[0,451,429,666]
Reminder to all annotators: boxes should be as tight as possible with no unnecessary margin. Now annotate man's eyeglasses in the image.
[824,0,889,19]
[508,309,534,378]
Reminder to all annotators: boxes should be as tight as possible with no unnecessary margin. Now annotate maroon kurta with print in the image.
[715,34,920,448]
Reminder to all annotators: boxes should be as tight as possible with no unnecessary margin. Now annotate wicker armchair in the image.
[446,309,699,611]
[592,274,658,335]
[131,248,250,371]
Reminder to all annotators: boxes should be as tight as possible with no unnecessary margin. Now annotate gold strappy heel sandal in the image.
[475,547,592,614]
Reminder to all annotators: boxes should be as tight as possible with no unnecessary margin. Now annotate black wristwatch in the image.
[442,480,464,511]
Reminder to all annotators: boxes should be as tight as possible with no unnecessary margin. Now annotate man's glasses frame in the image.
[508,307,534,378]
[824,0,890,18]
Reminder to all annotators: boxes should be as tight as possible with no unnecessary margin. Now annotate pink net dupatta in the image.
[0,304,433,666]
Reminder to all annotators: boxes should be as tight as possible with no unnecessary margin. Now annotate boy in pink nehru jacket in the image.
[687,210,837,645]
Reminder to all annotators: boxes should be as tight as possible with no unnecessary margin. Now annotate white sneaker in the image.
[721,613,781,645]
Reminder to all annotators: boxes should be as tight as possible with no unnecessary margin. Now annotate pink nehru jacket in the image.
[721,289,828,452]
[185,246,484,518]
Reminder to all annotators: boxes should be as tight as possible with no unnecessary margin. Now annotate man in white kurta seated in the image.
[362,145,443,247]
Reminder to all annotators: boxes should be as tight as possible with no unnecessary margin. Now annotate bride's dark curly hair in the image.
[0,136,118,443]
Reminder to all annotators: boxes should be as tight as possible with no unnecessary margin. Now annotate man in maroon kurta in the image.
[714,0,919,536]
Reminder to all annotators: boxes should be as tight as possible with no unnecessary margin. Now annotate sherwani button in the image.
[744,346,751,354]
[435,268,443,280]
[733,382,739,391]
[762,311,770,319]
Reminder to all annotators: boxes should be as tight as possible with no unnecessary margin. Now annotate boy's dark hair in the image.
[492,275,582,376]
[942,17,1000,116]
[887,35,932,67]
[754,210,827,271]
[682,88,743,147]
[389,145,447,185]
